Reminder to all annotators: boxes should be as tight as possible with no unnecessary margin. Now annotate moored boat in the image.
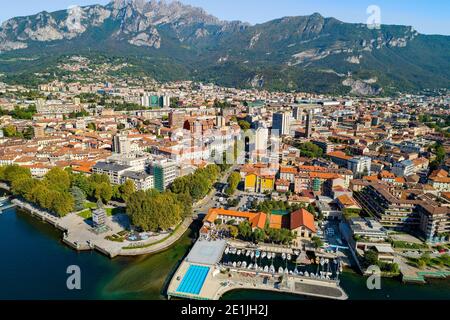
[282,252,286,260]
[278,267,284,274]
[237,249,241,256]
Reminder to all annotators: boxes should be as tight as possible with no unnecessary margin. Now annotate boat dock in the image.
[167,239,348,301]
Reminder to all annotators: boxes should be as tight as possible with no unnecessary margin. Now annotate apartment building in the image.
[417,203,450,243]
[354,182,420,231]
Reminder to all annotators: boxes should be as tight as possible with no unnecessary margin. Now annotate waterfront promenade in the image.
[11,197,193,258]
[3,166,234,258]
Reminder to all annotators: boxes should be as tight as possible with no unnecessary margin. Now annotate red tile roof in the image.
[290,208,316,233]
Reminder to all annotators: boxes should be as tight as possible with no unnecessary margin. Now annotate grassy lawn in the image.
[392,240,429,250]
[84,201,97,209]
[78,209,92,219]
[78,203,125,219]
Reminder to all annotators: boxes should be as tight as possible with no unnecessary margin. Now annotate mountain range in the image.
[0,0,449,95]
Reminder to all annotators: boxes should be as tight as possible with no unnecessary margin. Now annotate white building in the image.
[392,160,415,177]
[348,156,371,176]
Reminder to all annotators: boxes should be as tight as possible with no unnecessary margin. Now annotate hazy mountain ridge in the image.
[0,0,449,95]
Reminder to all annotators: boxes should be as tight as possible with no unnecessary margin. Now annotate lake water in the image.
[0,208,448,300]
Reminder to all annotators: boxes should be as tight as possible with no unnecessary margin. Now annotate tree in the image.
[126,190,183,231]
[95,182,112,204]
[238,221,253,240]
[229,225,239,239]
[226,172,241,195]
[2,125,19,138]
[87,122,97,131]
[51,192,74,217]
[364,249,379,266]
[120,179,136,202]
[294,142,323,158]
[253,229,266,243]
[238,120,251,131]
[312,236,324,249]
[22,126,34,140]
[71,186,86,211]
[11,176,39,200]
[44,167,71,192]
[307,204,317,217]
[1,165,31,184]
[72,173,91,196]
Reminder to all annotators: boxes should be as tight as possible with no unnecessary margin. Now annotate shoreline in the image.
[9,196,193,258]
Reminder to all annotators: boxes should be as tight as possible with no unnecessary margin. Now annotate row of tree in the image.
[0,165,135,217]
[225,172,241,195]
[235,221,295,245]
[1,166,75,217]
[2,125,34,140]
[126,189,192,232]
[169,164,221,201]
[251,199,317,217]
[127,164,224,231]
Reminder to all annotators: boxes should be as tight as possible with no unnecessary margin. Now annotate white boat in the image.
[237,261,242,267]
[246,250,250,257]
[231,247,237,254]
[242,261,247,268]
[282,252,286,260]
[270,265,275,273]
[232,262,237,268]
[250,251,255,258]
[294,268,299,275]
[255,250,261,258]
[278,267,284,274]
[287,254,292,260]
[304,271,309,277]
[293,250,300,256]
[289,270,293,275]
[237,249,241,256]
[261,251,266,259]
[254,263,258,270]
[248,263,253,269]
[225,247,229,254]
[264,266,269,273]
[266,252,271,259]
[299,271,304,276]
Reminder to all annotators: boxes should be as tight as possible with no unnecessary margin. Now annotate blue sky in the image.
[0,0,449,35]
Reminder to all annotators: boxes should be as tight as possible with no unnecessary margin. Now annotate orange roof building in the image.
[204,208,267,229]
[290,208,317,234]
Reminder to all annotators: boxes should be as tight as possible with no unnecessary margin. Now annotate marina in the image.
[167,239,348,301]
